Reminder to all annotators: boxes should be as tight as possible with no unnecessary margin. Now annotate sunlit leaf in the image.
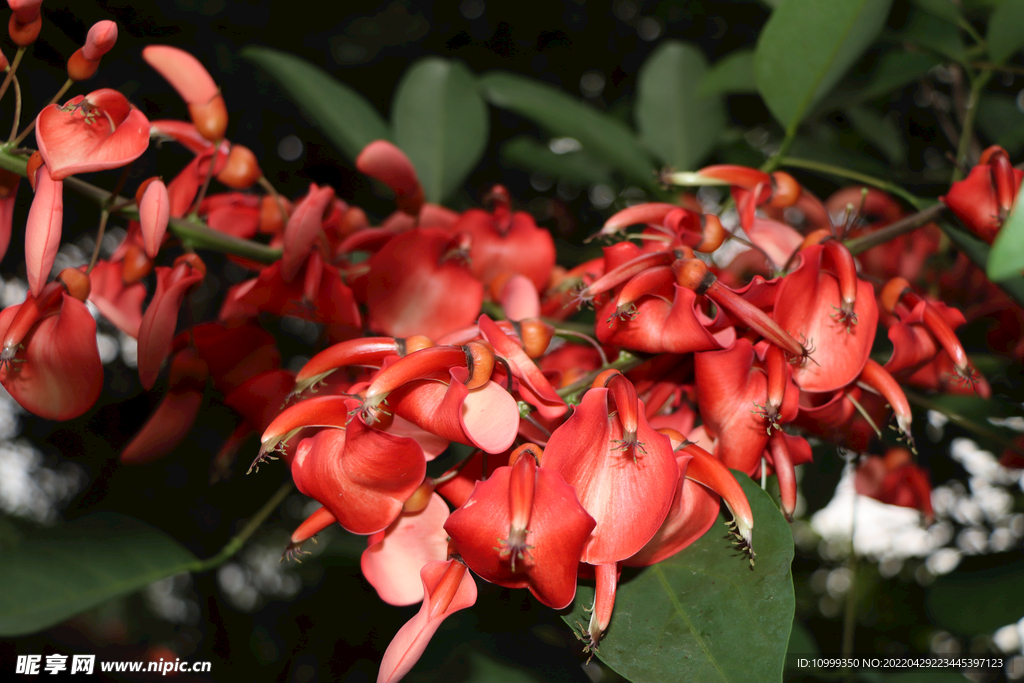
[636,41,725,171]
[987,184,1024,281]
[0,513,199,636]
[987,0,1024,64]
[241,46,390,162]
[699,49,757,98]
[562,473,794,683]
[481,72,658,191]
[392,58,488,203]
[754,0,894,129]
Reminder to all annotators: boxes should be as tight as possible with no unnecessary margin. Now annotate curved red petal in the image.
[0,294,101,420]
[361,493,450,606]
[24,165,62,297]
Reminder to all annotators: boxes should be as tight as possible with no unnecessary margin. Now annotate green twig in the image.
[189,481,292,572]
[952,69,992,182]
[778,157,925,210]
[0,147,281,263]
[842,203,946,256]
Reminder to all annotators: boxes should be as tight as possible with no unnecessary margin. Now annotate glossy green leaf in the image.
[501,137,612,185]
[843,105,906,163]
[240,46,390,161]
[900,10,966,63]
[698,49,756,97]
[987,184,1024,280]
[909,0,965,24]
[987,0,1024,64]
[926,553,1024,635]
[562,473,795,683]
[826,51,941,111]
[0,513,199,636]
[636,42,725,171]
[977,94,1024,156]
[392,58,488,203]
[941,220,1024,306]
[481,72,658,191]
[754,0,894,129]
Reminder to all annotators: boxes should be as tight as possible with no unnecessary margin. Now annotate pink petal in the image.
[136,262,204,390]
[282,183,336,282]
[82,20,117,61]
[86,260,146,337]
[142,46,219,105]
[35,91,150,180]
[0,294,101,420]
[361,493,450,606]
[24,165,62,297]
[139,179,170,258]
[377,560,476,683]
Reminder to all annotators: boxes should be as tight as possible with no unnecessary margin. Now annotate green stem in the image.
[12,78,74,147]
[842,203,946,256]
[555,350,643,402]
[779,157,925,209]
[959,20,985,49]
[188,481,293,572]
[0,147,281,263]
[761,122,799,174]
[953,69,992,182]
[7,75,20,143]
[0,47,26,105]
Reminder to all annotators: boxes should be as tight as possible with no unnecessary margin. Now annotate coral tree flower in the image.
[543,377,679,565]
[444,445,596,609]
[855,447,934,521]
[942,145,1024,244]
[0,276,101,420]
[35,89,150,180]
[377,558,477,683]
[142,45,227,142]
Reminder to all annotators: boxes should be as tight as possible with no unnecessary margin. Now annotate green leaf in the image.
[392,58,488,203]
[899,10,966,63]
[754,0,894,130]
[826,51,941,111]
[941,220,1024,306]
[927,553,1024,635]
[636,42,725,171]
[240,46,390,162]
[976,94,1024,156]
[563,473,795,683]
[0,513,199,636]
[500,137,612,185]
[908,0,965,25]
[843,105,906,163]
[480,72,658,191]
[699,50,757,98]
[987,0,1024,64]
[987,184,1024,280]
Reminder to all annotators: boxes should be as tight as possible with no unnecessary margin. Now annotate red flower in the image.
[0,278,101,420]
[942,146,1024,244]
[444,445,596,609]
[855,448,934,521]
[35,88,150,180]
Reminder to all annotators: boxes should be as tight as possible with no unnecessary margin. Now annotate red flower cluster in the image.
[0,23,999,683]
